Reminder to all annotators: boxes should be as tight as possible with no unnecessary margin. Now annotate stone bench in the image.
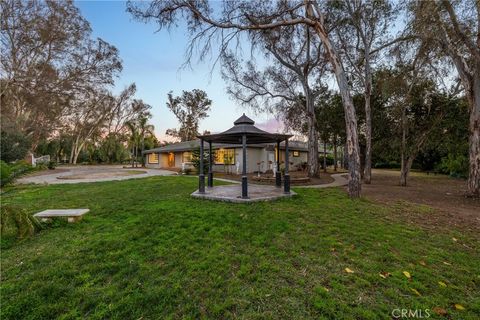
[33,209,89,223]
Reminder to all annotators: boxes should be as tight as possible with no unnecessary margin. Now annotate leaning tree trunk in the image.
[310,20,362,197]
[467,74,480,197]
[363,51,373,184]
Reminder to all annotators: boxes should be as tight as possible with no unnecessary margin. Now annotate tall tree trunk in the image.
[131,145,135,168]
[363,51,373,184]
[141,136,145,167]
[73,150,80,165]
[305,87,319,177]
[333,137,338,171]
[467,73,480,197]
[310,17,362,197]
[134,145,138,168]
[400,156,414,187]
[400,106,407,186]
[323,140,327,173]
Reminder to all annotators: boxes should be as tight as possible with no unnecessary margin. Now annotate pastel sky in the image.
[75,0,284,141]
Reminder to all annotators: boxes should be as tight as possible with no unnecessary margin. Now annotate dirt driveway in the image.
[361,169,480,231]
[17,165,174,185]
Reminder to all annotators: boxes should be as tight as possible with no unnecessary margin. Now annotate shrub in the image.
[0,130,31,163]
[374,161,401,169]
[0,161,35,187]
[436,154,468,178]
[1,161,12,186]
[319,155,334,169]
[296,162,308,172]
[191,148,215,174]
[48,161,56,170]
[0,205,42,239]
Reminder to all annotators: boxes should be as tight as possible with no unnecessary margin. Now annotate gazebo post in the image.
[276,141,281,187]
[199,139,205,193]
[208,141,213,187]
[242,134,248,198]
[284,139,290,194]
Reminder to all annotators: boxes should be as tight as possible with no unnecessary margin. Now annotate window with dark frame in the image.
[148,153,159,163]
[215,148,235,165]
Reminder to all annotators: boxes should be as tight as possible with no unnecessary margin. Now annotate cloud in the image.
[256,118,285,133]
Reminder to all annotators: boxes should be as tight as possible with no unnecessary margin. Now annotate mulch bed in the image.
[214,171,335,186]
[361,170,480,233]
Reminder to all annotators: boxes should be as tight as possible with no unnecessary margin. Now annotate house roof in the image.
[197,113,292,144]
[143,139,316,154]
[142,140,255,154]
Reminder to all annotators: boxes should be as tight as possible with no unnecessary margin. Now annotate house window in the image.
[183,151,192,163]
[215,148,235,165]
[293,151,300,157]
[148,153,159,164]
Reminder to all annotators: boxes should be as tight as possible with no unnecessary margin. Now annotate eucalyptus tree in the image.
[1,0,122,149]
[331,0,399,184]
[409,0,480,197]
[165,89,212,142]
[377,68,446,186]
[222,24,327,177]
[67,90,114,164]
[128,0,363,197]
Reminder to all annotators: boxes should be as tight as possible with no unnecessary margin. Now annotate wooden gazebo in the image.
[197,114,293,199]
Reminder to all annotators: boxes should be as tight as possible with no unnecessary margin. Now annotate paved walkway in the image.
[17,165,174,185]
[295,173,348,188]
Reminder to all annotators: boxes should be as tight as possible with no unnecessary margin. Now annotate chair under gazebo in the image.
[191,114,296,202]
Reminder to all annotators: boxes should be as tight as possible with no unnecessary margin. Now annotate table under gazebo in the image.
[192,114,294,202]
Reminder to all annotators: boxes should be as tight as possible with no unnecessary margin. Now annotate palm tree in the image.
[137,115,155,167]
[125,120,140,168]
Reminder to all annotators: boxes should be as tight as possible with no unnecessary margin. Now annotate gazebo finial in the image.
[234,114,255,125]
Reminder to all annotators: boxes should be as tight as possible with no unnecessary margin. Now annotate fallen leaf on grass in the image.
[443,261,452,266]
[454,304,465,310]
[419,260,426,266]
[379,272,391,279]
[403,271,411,279]
[410,288,421,296]
[323,287,330,292]
[438,281,447,287]
[432,307,447,316]
[345,268,354,273]
[452,237,458,242]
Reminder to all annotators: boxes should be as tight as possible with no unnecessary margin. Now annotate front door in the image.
[168,152,175,167]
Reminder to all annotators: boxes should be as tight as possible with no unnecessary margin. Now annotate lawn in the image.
[1,176,479,319]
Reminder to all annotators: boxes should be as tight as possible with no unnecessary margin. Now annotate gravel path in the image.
[16,165,175,185]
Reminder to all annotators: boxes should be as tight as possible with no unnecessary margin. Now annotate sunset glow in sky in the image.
[76,0,285,141]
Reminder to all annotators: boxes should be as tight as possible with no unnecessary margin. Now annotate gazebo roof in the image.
[197,114,292,144]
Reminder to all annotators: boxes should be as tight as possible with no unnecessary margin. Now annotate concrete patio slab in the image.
[34,209,89,223]
[191,184,296,203]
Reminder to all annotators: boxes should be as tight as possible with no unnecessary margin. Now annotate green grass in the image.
[1,176,479,319]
